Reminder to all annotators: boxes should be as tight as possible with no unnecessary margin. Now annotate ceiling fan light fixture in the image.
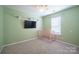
[34,5,48,12]
[39,8,45,12]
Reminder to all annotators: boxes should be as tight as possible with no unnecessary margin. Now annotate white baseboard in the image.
[56,39,79,48]
[0,46,4,53]
[1,37,37,52]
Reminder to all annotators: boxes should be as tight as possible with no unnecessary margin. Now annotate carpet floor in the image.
[1,38,79,54]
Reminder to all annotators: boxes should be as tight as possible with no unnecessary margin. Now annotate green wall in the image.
[0,6,3,49]
[4,7,42,44]
[42,6,79,46]
[42,16,51,31]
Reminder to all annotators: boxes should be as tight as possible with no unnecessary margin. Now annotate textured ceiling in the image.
[5,5,73,17]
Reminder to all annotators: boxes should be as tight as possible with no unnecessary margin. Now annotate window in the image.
[51,16,61,35]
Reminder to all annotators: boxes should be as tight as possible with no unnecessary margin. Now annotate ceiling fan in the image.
[33,5,48,12]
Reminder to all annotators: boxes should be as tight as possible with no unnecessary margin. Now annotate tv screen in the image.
[24,20,36,28]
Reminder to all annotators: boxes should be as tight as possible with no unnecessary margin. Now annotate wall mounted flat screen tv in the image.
[24,20,36,28]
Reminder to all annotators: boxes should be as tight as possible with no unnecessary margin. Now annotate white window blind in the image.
[51,16,61,35]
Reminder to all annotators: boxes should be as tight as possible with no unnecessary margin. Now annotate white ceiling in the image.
[5,5,73,17]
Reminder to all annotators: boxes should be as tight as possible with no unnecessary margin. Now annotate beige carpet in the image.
[1,38,79,54]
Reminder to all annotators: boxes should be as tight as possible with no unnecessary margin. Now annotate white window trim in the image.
[51,16,61,35]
